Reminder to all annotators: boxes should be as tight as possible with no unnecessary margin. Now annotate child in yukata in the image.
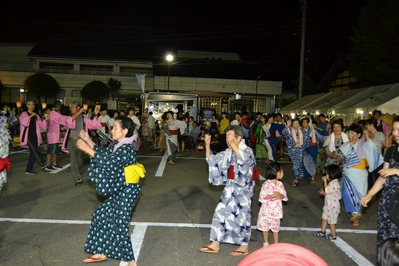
[314,164,342,240]
[256,162,288,247]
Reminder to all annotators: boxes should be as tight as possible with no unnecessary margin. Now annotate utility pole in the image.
[298,0,307,99]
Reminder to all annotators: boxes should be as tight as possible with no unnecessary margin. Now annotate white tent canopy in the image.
[307,89,363,114]
[343,83,399,115]
[279,93,329,114]
[280,83,399,117]
[330,84,392,114]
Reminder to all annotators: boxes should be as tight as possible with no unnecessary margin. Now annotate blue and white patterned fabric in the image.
[206,144,256,245]
[340,140,384,214]
[282,127,311,180]
[0,124,11,191]
[85,143,141,262]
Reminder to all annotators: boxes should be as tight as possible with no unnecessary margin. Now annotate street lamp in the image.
[166,54,174,90]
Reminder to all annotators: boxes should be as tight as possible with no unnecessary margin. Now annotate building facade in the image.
[0,43,282,115]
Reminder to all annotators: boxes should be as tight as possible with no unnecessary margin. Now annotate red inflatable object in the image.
[238,243,328,266]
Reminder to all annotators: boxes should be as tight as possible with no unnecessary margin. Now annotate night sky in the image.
[1,0,365,91]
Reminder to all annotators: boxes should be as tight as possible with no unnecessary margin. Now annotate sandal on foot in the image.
[199,246,219,254]
[83,256,108,263]
[314,231,326,238]
[292,180,299,187]
[350,213,362,223]
[327,233,337,240]
[352,221,360,226]
[230,249,249,256]
[311,178,316,184]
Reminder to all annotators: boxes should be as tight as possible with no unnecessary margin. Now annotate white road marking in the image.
[9,150,29,155]
[0,218,377,233]
[138,155,204,160]
[155,153,168,177]
[137,155,165,158]
[0,218,375,265]
[119,225,148,265]
[50,163,70,173]
[333,236,373,266]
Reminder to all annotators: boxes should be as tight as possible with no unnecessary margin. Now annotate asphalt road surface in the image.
[0,142,379,266]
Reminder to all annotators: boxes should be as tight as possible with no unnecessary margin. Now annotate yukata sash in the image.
[341,139,384,172]
[164,120,179,156]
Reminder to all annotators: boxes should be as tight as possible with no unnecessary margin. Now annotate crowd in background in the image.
[1,102,399,264]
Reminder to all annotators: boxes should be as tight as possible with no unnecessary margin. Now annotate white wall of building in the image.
[154,76,282,95]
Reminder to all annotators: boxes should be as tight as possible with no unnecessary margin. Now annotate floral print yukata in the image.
[321,179,341,224]
[256,180,288,232]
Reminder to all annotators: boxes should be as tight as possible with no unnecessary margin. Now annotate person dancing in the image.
[199,125,256,256]
[282,118,311,187]
[77,116,141,266]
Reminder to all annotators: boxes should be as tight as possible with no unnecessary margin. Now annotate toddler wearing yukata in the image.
[314,164,342,240]
[256,162,288,247]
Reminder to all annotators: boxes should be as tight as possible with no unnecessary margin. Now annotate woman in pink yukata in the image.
[314,164,342,240]
[256,162,288,247]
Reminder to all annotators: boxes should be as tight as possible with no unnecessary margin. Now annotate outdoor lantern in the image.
[16,101,22,108]
[42,102,47,109]
[83,104,88,110]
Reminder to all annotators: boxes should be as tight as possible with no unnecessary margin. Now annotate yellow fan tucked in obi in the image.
[124,163,146,184]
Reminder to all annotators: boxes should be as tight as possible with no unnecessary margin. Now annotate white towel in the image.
[324,132,349,152]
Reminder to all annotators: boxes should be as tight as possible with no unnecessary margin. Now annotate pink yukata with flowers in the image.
[322,179,341,224]
[256,180,288,232]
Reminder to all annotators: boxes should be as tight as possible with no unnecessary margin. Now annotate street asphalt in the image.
[0,140,379,266]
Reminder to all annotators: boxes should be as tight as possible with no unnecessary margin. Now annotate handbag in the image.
[389,191,399,225]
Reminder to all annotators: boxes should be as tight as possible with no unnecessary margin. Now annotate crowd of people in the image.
[196,109,399,265]
[1,101,399,265]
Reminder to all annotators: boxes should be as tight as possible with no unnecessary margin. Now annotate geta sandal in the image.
[199,246,219,254]
[230,249,249,256]
[83,256,107,263]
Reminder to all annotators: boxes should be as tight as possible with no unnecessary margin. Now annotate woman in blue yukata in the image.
[282,118,312,187]
[340,124,383,226]
[76,116,140,266]
[300,117,318,183]
[199,125,256,256]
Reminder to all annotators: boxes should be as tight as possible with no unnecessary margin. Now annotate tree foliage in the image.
[348,0,399,85]
[24,73,60,101]
[107,77,122,98]
[81,80,110,103]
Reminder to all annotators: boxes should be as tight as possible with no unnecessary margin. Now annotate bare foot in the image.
[127,261,137,266]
